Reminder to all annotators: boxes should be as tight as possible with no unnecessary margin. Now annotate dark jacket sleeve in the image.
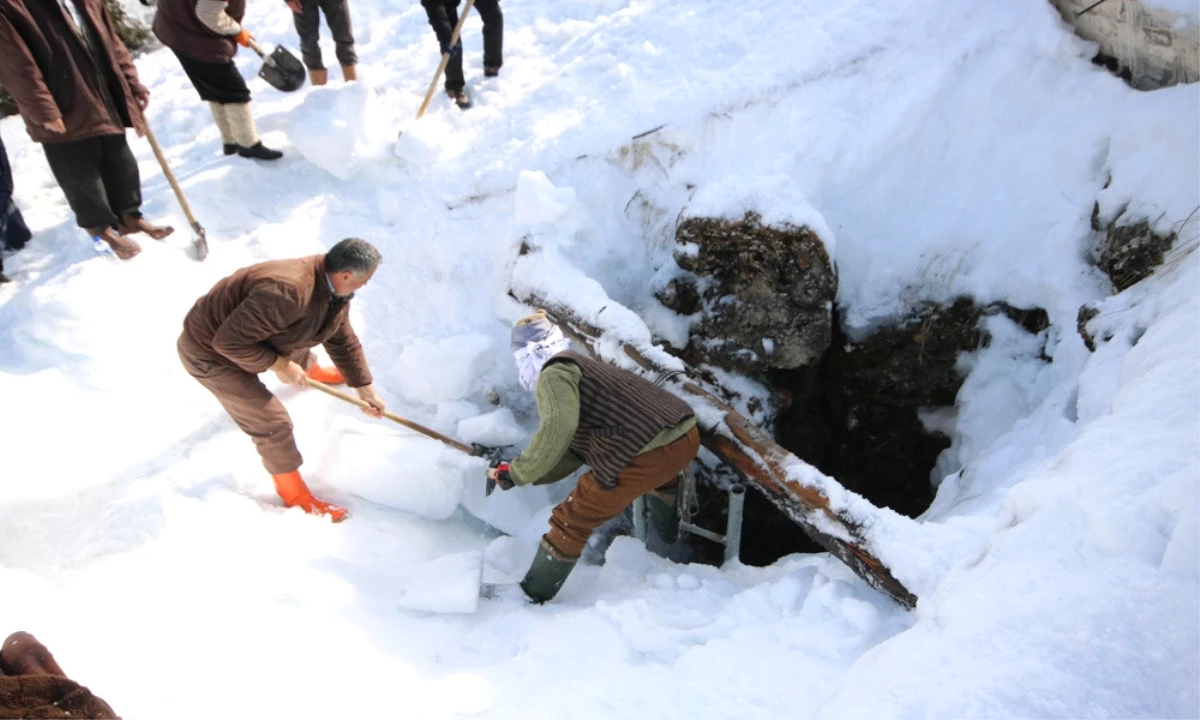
[322,319,373,388]
[211,282,298,373]
[0,11,61,129]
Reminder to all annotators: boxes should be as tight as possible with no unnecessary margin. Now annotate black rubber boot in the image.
[519,536,578,604]
[646,482,681,545]
[237,142,284,161]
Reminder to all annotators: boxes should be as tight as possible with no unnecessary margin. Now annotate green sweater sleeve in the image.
[509,363,584,487]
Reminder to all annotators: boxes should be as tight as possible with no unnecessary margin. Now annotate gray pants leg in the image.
[293,0,324,70]
[320,0,357,67]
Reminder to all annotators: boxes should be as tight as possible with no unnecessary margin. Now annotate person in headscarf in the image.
[487,310,700,603]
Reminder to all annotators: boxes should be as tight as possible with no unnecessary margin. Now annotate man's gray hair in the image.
[325,237,382,275]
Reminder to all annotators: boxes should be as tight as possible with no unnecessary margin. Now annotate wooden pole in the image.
[306,379,477,455]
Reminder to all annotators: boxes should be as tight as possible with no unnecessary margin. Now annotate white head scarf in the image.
[511,312,570,390]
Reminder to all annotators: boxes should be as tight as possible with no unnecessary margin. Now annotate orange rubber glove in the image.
[234,28,254,47]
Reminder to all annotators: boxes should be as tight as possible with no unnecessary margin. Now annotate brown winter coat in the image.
[0,0,146,144]
[153,0,245,63]
[0,675,119,719]
[182,254,373,388]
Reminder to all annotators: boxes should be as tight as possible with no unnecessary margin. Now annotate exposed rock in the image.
[1097,220,1177,292]
[661,212,836,375]
[1077,303,1103,352]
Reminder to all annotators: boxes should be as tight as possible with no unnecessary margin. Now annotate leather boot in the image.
[340,65,357,82]
[306,364,345,384]
[309,67,328,86]
[0,632,66,677]
[226,102,283,160]
[272,470,349,522]
[519,536,578,604]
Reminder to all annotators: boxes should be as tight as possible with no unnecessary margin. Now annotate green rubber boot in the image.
[646,482,681,545]
[519,536,579,604]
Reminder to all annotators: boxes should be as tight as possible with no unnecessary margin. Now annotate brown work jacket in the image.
[0,674,119,719]
[153,0,245,64]
[0,0,145,144]
[182,255,374,388]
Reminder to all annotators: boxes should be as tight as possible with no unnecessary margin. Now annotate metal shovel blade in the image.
[258,45,306,92]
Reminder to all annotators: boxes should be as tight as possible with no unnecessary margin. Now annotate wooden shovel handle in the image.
[305,379,476,455]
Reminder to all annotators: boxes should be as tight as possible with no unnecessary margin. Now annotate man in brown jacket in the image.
[0,0,174,260]
[178,238,386,522]
[486,311,700,603]
[154,0,283,160]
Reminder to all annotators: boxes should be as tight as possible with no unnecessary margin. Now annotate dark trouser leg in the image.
[97,134,143,221]
[293,0,324,69]
[421,0,464,90]
[178,336,304,474]
[1,195,31,252]
[546,427,701,557]
[475,0,503,69]
[173,51,253,104]
[320,0,357,67]
[41,138,120,230]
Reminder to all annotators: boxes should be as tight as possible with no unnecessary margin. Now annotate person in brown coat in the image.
[153,0,283,160]
[178,238,386,521]
[486,311,700,603]
[0,0,174,260]
[0,631,119,719]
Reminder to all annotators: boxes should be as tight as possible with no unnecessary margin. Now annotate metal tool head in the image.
[258,45,306,92]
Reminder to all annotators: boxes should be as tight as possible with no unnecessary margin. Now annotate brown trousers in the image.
[178,333,315,475]
[547,426,700,557]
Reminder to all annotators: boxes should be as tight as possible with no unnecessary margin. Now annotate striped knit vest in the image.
[548,351,694,490]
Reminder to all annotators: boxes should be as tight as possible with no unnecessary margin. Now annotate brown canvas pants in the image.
[178,333,315,474]
[547,426,700,557]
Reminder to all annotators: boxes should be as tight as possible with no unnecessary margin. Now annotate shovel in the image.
[142,121,208,260]
[246,38,306,92]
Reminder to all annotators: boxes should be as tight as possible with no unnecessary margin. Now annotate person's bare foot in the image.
[93,227,141,260]
[119,215,174,240]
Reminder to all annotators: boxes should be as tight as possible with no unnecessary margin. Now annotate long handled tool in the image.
[415,0,477,122]
[142,122,209,261]
[306,378,498,458]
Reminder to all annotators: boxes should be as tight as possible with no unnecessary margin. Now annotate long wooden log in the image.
[520,293,919,609]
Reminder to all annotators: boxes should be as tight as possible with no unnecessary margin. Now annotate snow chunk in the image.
[289,83,390,181]
[395,551,483,614]
[515,170,577,227]
[456,408,527,447]
[319,421,465,520]
[388,335,496,405]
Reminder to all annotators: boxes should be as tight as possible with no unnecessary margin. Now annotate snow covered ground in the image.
[0,0,1197,717]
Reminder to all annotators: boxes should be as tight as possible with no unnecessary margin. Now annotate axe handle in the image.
[306,379,476,456]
